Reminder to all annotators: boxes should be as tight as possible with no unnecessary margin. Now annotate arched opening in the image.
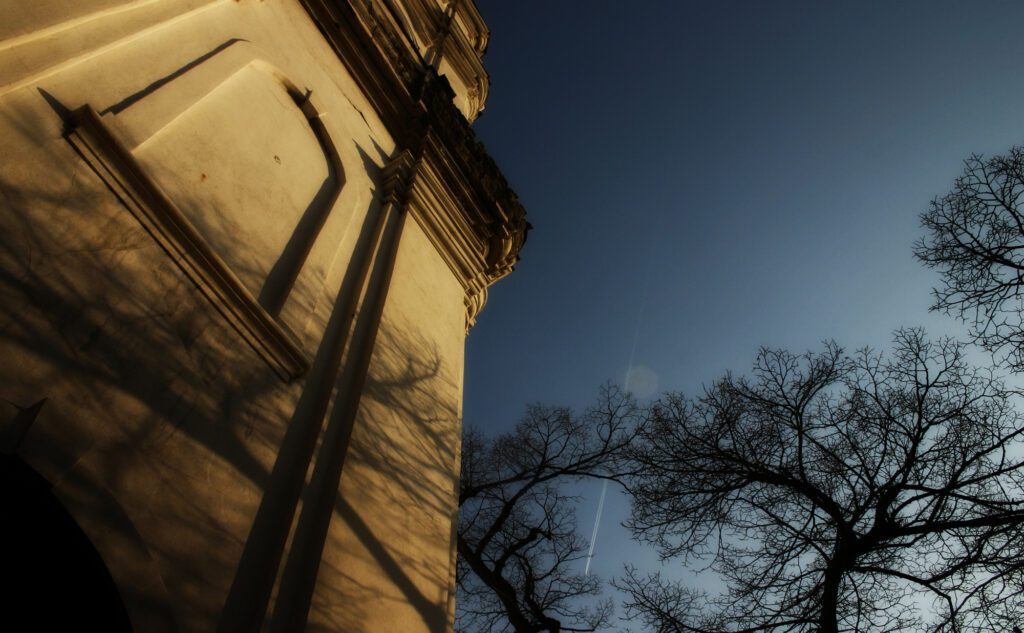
[0,454,133,631]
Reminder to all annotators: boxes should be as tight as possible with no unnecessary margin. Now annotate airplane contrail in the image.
[584,480,608,575]
[583,267,651,576]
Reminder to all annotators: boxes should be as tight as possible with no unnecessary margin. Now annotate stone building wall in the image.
[0,1,526,631]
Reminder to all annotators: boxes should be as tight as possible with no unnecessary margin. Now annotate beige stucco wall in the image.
[0,1,484,631]
[305,218,465,633]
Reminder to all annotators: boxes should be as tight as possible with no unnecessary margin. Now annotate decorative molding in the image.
[0,0,229,98]
[434,0,490,120]
[297,0,423,148]
[382,148,420,207]
[364,1,425,95]
[407,154,526,332]
[67,105,309,381]
[416,70,530,283]
[463,286,486,332]
[465,74,485,120]
[299,0,529,330]
[376,0,489,119]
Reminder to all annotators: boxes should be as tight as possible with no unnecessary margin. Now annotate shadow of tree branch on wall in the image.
[0,95,467,633]
[0,157,300,630]
[298,324,464,633]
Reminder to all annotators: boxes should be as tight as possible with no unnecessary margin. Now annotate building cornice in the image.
[298,0,528,329]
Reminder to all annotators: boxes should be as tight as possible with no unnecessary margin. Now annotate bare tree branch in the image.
[457,385,641,633]
[914,146,1024,371]
[623,330,1024,632]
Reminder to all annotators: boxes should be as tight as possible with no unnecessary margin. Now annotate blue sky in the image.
[462,0,1024,594]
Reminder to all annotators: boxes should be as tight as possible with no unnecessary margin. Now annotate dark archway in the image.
[1,453,133,631]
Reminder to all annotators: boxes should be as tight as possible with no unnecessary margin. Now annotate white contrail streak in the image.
[584,479,608,575]
[583,268,652,576]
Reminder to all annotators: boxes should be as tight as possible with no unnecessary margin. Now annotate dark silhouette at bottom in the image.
[1,453,132,631]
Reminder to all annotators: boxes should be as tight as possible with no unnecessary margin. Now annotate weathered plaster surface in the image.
[0,1,523,631]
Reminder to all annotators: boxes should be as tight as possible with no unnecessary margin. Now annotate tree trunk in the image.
[457,539,536,632]
[820,564,842,633]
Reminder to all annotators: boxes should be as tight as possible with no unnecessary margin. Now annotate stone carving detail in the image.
[466,75,485,119]
[464,285,487,332]
[484,223,522,284]
[382,149,420,207]
[416,70,530,278]
[302,0,529,329]
[364,1,424,94]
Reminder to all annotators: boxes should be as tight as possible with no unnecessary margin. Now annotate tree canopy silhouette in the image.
[915,145,1024,370]
[622,329,1024,632]
[457,386,641,633]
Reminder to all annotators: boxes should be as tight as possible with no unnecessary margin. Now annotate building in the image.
[0,1,527,631]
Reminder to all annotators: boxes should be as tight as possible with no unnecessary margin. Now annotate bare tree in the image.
[914,145,1024,370]
[622,329,1024,632]
[457,385,641,633]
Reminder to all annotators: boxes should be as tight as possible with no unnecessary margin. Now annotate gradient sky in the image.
[461,0,1024,602]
